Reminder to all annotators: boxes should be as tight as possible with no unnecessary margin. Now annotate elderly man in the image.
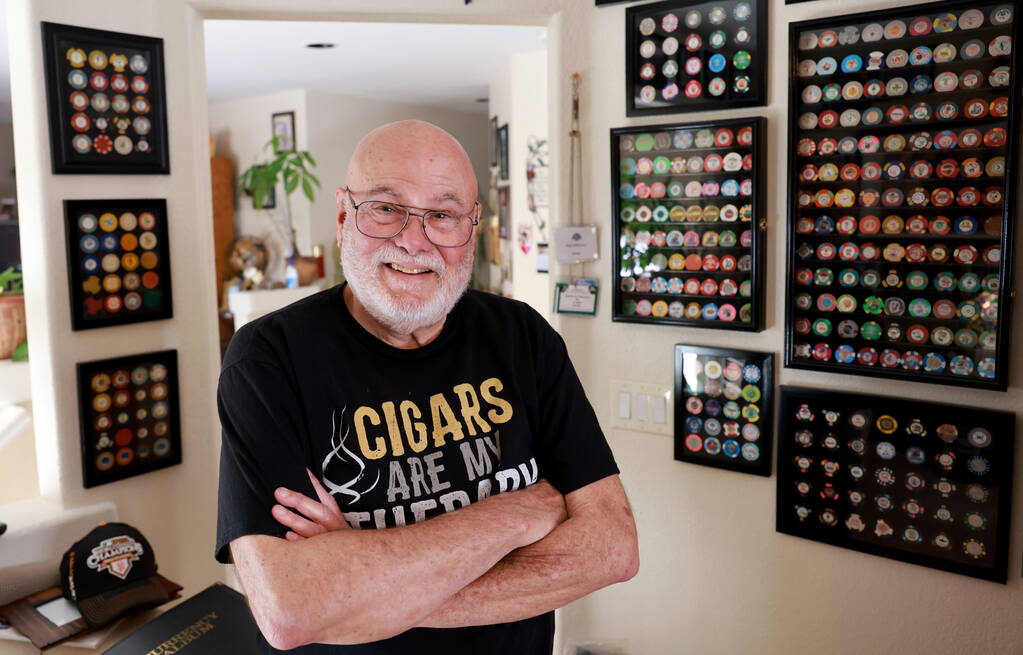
[216,120,638,654]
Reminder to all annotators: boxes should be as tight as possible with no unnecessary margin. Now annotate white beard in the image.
[341,219,473,335]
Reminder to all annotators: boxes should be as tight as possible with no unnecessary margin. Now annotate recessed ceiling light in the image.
[306,43,335,49]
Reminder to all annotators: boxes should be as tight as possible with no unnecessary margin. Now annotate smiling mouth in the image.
[387,263,432,275]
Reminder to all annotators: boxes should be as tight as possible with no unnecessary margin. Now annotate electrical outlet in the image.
[610,380,672,436]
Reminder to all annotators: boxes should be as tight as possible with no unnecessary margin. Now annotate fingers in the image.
[307,469,351,529]
[272,503,327,538]
[275,486,335,525]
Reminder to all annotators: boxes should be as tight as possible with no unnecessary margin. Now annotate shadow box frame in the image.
[76,349,182,489]
[42,21,170,174]
[63,198,173,331]
[673,345,774,476]
[625,0,769,117]
[775,385,1014,583]
[782,0,1023,391]
[611,116,767,331]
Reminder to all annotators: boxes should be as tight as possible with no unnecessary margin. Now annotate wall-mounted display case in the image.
[674,345,773,475]
[626,0,768,115]
[612,117,766,330]
[777,386,1014,583]
[784,1,1020,389]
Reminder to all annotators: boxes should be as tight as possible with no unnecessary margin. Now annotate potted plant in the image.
[238,136,321,284]
[0,267,26,360]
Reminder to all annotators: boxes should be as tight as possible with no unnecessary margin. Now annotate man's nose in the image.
[392,215,435,255]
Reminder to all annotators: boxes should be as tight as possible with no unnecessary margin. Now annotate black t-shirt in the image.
[215,284,618,655]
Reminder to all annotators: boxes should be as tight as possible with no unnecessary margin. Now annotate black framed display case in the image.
[776,386,1014,583]
[626,0,767,116]
[612,117,766,330]
[63,199,173,331]
[76,350,181,488]
[784,1,1021,390]
[42,22,169,174]
[674,345,773,475]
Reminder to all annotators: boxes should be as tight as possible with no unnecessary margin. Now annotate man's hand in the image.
[273,470,567,544]
[272,469,350,540]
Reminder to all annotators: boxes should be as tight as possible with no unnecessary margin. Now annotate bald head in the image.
[345,120,478,210]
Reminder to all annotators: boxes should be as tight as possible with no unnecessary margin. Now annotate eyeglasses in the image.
[346,188,479,248]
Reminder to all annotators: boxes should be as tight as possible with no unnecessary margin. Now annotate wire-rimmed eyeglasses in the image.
[346,188,479,248]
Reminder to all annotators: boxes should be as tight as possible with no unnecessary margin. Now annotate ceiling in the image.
[203,19,547,114]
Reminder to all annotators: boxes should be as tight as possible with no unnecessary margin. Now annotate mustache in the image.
[371,243,446,273]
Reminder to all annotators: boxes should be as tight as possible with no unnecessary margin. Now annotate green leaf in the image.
[302,151,317,167]
[284,169,300,195]
[304,171,320,188]
[12,340,27,362]
[301,176,315,202]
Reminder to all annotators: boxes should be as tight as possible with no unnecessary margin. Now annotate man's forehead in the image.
[363,183,470,205]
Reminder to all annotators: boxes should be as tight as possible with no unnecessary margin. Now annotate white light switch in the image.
[652,394,666,424]
[610,380,673,436]
[636,394,649,421]
[618,391,631,419]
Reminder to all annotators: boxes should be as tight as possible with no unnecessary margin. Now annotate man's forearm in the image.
[232,483,564,649]
[417,475,639,628]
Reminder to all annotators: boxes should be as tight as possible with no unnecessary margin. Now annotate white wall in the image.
[489,48,551,318]
[558,3,1023,655]
[209,89,310,281]
[7,1,1023,655]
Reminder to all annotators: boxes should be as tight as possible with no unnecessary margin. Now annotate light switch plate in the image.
[610,380,673,436]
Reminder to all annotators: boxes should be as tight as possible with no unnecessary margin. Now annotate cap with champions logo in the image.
[59,521,171,627]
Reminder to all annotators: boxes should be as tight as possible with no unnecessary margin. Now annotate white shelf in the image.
[0,360,31,404]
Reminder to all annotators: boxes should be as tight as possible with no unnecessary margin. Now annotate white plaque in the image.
[554,225,599,263]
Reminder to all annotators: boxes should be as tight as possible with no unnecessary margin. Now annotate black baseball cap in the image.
[59,522,171,627]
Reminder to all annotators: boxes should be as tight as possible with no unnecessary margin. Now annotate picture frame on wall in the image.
[611,116,767,330]
[272,111,296,153]
[76,350,182,488]
[63,198,173,331]
[674,345,774,476]
[625,0,768,116]
[41,22,169,174]
[498,123,510,181]
[490,116,499,167]
[783,0,1022,390]
[776,386,1015,583]
[498,186,510,239]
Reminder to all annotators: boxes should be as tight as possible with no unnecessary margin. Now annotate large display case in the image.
[776,386,1014,583]
[784,1,1020,389]
[612,117,766,330]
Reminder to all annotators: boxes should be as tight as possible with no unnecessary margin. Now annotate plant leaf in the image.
[304,171,320,188]
[301,176,315,202]
[284,168,300,195]
[302,152,317,167]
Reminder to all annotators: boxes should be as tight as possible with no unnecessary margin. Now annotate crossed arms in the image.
[229,472,639,650]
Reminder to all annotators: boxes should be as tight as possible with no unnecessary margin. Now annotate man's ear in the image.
[335,188,347,225]
[335,189,347,249]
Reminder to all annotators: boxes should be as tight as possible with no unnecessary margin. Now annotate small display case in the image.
[784,0,1021,389]
[76,350,181,488]
[674,345,773,475]
[776,386,1014,583]
[63,199,172,331]
[626,0,767,115]
[42,22,169,174]
[612,117,766,330]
